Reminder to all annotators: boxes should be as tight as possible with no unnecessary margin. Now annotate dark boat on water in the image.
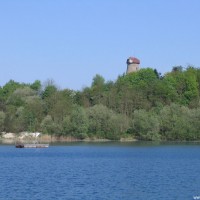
[15,143,24,148]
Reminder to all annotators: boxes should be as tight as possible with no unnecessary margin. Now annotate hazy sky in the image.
[0,0,200,90]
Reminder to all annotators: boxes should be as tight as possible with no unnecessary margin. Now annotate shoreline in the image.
[0,132,137,144]
[1,133,200,145]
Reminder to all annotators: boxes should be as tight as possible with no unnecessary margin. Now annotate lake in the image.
[0,142,200,200]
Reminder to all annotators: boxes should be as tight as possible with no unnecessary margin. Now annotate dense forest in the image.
[1,66,200,141]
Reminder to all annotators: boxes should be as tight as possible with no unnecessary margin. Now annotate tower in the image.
[126,57,140,74]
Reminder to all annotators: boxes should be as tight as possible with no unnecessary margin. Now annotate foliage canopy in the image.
[1,66,200,141]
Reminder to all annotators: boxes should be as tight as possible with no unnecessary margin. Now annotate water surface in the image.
[0,142,199,200]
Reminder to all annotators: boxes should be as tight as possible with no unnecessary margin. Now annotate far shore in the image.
[0,132,137,144]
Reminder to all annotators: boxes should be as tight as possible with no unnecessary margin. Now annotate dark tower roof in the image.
[126,57,140,64]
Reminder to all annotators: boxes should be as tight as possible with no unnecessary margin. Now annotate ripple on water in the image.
[0,144,200,200]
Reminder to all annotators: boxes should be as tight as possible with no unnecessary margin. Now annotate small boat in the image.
[15,132,49,148]
[24,143,49,148]
[15,143,49,148]
[15,143,24,148]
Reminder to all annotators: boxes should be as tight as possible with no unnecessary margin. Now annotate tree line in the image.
[0,65,200,141]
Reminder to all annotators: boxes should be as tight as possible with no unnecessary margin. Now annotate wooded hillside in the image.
[1,66,200,141]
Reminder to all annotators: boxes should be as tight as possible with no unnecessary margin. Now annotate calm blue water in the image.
[0,142,200,200]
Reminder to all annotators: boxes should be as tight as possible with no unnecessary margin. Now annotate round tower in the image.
[126,57,140,74]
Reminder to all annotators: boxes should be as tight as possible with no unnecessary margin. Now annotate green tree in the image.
[163,67,199,105]
[132,109,160,140]
[87,104,113,138]
[76,87,93,107]
[70,106,88,139]
[30,80,41,92]
[90,74,105,105]
[92,74,105,88]
[42,83,58,114]
[22,96,45,132]
[117,68,158,89]
[1,80,24,101]
[4,105,18,132]
[0,111,5,132]
[106,113,130,140]
[87,104,129,139]
[7,87,36,107]
[62,115,71,136]
[158,104,197,140]
[40,115,60,135]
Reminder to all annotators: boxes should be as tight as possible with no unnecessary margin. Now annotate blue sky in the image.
[0,0,200,90]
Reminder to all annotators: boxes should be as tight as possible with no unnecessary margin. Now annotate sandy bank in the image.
[0,132,137,144]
